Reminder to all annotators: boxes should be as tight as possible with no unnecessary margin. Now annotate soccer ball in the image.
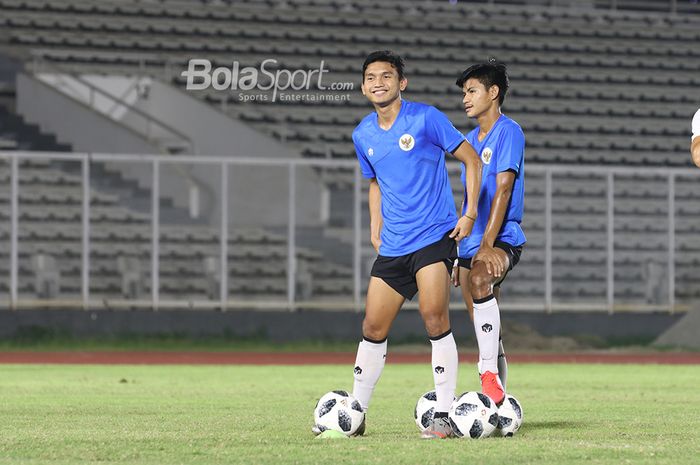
[414,390,456,433]
[414,390,437,432]
[448,391,499,439]
[313,390,365,436]
[497,394,523,437]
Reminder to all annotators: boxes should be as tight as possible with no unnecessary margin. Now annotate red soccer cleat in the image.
[480,371,505,406]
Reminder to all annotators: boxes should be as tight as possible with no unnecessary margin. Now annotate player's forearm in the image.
[368,179,382,239]
[692,138,700,168]
[453,143,482,218]
[481,182,513,247]
[464,165,481,218]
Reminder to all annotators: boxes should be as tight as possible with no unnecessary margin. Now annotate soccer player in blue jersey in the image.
[451,60,526,406]
[342,50,482,439]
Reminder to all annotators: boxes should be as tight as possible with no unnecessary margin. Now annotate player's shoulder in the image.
[498,115,524,137]
[403,100,440,116]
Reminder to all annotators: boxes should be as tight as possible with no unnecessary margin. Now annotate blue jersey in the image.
[353,100,466,257]
[458,114,526,258]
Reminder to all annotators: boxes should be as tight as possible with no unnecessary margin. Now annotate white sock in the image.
[497,338,507,389]
[352,337,387,412]
[473,295,501,374]
[430,330,458,413]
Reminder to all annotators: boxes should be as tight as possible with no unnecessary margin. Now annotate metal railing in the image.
[1,151,699,313]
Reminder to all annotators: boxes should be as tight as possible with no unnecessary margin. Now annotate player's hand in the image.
[371,235,381,253]
[451,259,460,287]
[449,215,475,242]
[473,245,507,277]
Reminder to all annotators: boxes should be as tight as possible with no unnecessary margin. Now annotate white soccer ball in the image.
[448,391,499,439]
[414,390,437,432]
[313,390,365,436]
[497,394,523,437]
[414,390,456,433]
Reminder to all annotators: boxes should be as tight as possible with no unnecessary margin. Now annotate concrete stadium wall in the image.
[16,73,156,155]
[0,310,681,345]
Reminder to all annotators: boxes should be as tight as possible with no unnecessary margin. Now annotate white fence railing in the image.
[1,151,699,313]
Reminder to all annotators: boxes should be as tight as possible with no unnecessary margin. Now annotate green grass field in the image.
[0,363,698,465]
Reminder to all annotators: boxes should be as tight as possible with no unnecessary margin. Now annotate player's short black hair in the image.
[455,58,509,106]
[362,50,405,81]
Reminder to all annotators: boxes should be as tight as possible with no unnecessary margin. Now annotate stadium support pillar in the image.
[667,174,675,313]
[606,172,614,314]
[10,157,18,310]
[151,159,160,310]
[287,164,296,311]
[544,170,552,313]
[220,163,229,311]
[81,157,90,310]
[353,166,362,312]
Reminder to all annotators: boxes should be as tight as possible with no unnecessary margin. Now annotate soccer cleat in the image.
[480,371,505,406]
[420,415,453,439]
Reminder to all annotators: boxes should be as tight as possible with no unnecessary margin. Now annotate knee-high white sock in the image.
[352,337,387,412]
[473,295,501,374]
[497,337,507,389]
[430,330,458,414]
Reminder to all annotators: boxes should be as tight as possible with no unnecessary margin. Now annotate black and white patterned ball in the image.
[497,394,523,437]
[414,390,438,433]
[448,391,499,439]
[313,390,365,436]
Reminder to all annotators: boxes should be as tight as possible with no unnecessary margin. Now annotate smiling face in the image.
[461,77,499,119]
[361,61,407,108]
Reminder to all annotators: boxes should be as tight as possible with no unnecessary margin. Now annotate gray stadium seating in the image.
[0,0,697,167]
[1,0,699,305]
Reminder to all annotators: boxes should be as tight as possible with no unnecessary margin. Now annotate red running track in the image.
[0,351,698,365]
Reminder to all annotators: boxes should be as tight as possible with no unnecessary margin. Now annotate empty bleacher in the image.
[0,0,699,307]
[0,0,697,166]
[0,156,356,303]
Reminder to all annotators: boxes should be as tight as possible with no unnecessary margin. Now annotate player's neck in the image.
[477,107,502,138]
[375,97,403,130]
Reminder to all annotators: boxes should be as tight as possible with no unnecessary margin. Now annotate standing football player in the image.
[332,50,482,439]
[451,60,526,406]
[691,108,700,168]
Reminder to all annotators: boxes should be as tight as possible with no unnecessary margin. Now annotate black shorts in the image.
[457,240,523,288]
[371,231,457,300]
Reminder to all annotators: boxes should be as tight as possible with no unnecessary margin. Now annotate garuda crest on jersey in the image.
[399,133,415,151]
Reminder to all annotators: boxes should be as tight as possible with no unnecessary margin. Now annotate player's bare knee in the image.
[469,266,493,299]
[420,308,449,337]
[362,319,388,341]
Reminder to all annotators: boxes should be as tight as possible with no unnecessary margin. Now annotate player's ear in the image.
[399,77,408,92]
[489,84,500,102]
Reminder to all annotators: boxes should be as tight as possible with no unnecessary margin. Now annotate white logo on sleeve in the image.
[368,148,374,157]
[481,147,493,164]
[399,134,415,151]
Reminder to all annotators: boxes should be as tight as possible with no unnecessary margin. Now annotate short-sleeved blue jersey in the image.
[458,114,526,258]
[353,100,466,257]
